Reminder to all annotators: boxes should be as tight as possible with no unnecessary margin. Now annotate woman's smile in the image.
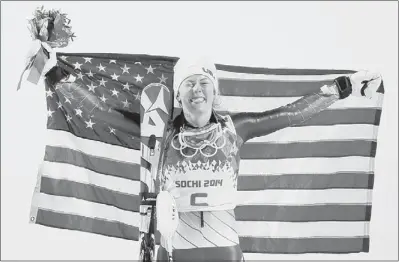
[190,96,206,104]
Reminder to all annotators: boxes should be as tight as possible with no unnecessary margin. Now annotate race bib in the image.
[171,169,237,212]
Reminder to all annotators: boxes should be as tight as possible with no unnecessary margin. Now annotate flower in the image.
[28,6,75,48]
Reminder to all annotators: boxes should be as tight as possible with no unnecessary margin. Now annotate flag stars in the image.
[111,73,120,81]
[66,115,72,122]
[77,72,84,80]
[134,74,144,83]
[122,99,131,108]
[111,88,120,97]
[100,94,108,103]
[134,92,141,100]
[109,60,117,64]
[83,57,92,63]
[99,78,107,86]
[64,97,72,104]
[57,101,63,109]
[134,62,142,65]
[60,56,68,61]
[85,119,95,129]
[145,65,155,74]
[73,62,83,70]
[122,82,131,91]
[46,89,54,98]
[109,127,116,134]
[121,64,130,74]
[158,74,168,84]
[47,108,55,118]
[87,82,97,93]
[75,108,83,117]
[86,70,94,77]
[96,63,106,72]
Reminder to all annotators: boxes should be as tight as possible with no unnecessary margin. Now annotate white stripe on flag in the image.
[239,156,374,175]
[236,221,369,238]
[32,192,139,227]
[218,94,383,113]
[217,71,352,81]
[248,124,379,143]
[40,161,140,195]
[140,166,155,191]
[46,129,140,164]
[236,189,372,205]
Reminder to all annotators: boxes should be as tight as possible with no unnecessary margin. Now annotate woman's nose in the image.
[192,81,202,92]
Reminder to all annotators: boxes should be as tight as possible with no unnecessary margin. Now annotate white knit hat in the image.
[173,56,219,107]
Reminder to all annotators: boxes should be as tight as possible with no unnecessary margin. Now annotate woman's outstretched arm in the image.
[231,76,352,143]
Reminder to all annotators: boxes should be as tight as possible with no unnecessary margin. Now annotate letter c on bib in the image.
[190,193,208,206]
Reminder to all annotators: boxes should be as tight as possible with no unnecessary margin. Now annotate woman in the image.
[155,57,381,261]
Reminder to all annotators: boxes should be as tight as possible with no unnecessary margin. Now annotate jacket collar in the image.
[174,110,219,130]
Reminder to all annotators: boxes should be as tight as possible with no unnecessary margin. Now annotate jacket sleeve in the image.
[231,77,352,143]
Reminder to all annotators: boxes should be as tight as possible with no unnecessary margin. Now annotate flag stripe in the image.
[240,140,376,159]
[218,95,383,111]
[31,193,140,227]
[236,189,372,205]
[40,177,140,212]
[141,157,151,171]
[248,125,379,143]
[44,146,140,181]
[47,113,141,151]
[217,70,352,81]
[215,64,356,75]
[40,161,141,195]
[294,109,382,126]
[219,79,335,97]
[35,209,139,241]
[46,129,140,164]
[240,237,368,254]
[237,173,374,190]
[239,156,374,174]
[235,205,372,222]
[173,108,382,126]
[236,221,369,238]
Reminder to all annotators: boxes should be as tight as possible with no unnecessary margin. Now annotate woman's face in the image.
[178,74,215,114]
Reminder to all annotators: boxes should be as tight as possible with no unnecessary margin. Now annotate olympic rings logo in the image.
[171,123,226,158]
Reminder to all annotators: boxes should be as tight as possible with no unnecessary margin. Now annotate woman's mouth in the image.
[190,97,206,104]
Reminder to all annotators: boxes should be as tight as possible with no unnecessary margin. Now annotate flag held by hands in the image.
[29,51,384,255]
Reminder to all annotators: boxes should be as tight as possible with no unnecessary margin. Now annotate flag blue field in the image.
[29,52,384,255]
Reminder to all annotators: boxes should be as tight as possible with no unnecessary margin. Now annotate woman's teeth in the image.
[190,97,205,103]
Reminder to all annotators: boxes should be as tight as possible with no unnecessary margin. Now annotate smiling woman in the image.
[2,1,395,261]
[174,57,220,128]
[154,56,383,261]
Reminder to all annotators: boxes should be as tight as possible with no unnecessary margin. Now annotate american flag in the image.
[29,52,384,257]
[29,52,175,241]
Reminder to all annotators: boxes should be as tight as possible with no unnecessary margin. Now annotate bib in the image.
[165,160,237,212]
[161,113,243,212]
